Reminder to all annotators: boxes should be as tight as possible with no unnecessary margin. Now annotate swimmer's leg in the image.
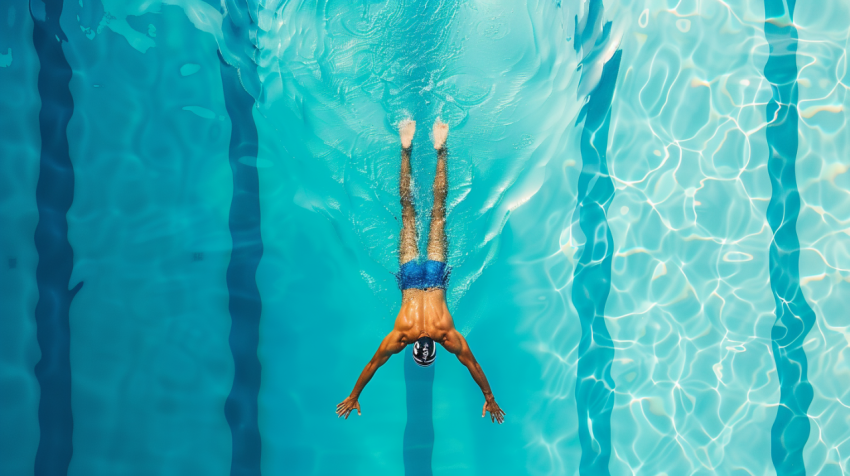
[427,119,449,263]
[399,120,418,265]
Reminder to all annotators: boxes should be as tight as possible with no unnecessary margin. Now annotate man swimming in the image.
[336,119,505,424]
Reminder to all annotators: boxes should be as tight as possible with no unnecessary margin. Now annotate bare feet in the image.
[400,119,416,149]
[432,119,448,150]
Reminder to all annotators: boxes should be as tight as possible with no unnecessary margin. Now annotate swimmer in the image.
[336,119,505,424]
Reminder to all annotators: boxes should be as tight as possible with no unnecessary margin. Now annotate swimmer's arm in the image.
[348,330,406,399]
[443,330,495,398]
[443,330,505,423]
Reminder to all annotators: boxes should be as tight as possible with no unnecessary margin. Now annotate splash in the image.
[252,0,590,315]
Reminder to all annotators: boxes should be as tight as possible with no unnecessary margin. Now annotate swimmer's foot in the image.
[432,118,448,150]
[400,119,416,149]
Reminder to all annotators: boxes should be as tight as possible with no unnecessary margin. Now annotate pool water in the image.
[1,0,849,475]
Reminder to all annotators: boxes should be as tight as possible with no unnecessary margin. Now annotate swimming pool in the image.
[1,0,849,474]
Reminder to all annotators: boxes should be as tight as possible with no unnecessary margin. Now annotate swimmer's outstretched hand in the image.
[400,119,416,149]
[336,395,361,419]
[433,118,448,150]
[482,397,505,424]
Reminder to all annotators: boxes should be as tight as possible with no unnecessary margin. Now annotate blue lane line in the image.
[763,1,815,475]
[403,353,435,476]
[571,48,622,476]
[30,0,82,474]
[220,56,264,476]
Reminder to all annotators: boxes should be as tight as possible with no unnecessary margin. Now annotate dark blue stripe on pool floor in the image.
[220,57,264,476]
[571,48,622,476]
[403,353,435,476]
[763,1,815,475]
[30,0,81,474]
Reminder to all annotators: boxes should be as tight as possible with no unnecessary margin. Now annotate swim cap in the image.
[412,337,437,367]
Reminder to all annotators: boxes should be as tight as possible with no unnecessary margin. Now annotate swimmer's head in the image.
[412,336,436,367]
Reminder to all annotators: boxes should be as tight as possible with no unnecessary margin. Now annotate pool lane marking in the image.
[220,55,264,476]
[30,0,83,474]
[403,353,436,476]
[763,1,816,475]
[571,48,622,476]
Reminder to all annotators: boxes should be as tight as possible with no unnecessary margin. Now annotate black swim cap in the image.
[412,336,436,367]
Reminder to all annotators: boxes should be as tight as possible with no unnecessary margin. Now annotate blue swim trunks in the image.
[397,260,450,290]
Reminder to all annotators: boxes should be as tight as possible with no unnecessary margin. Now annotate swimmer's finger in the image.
[482,405,486,418]
[356,402,361,416]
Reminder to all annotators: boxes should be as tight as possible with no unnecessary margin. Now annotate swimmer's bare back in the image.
[335,119,505,424]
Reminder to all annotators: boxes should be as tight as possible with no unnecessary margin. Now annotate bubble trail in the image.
[220,55,264,476]
[30,0,82,474]
[763,1,815,475]
[571,47,622,476]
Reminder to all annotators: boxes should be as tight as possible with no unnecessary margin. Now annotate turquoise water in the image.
[1,0,850,475]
